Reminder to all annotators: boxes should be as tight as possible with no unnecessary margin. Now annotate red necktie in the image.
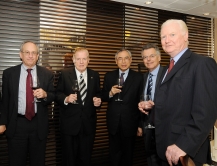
[167,59,174,74]
[25,69,35,120]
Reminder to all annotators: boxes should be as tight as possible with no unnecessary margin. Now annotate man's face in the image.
[160,22,188,58]
[19,42,39,68]
[73,50,89,73]
[115,50,132,72]
[142,48,161,72]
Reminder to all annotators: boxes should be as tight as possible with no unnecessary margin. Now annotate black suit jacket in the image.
[0,64,55,140]
[55,67,101,135]
[155,49,217,163]
[102,69,143,137]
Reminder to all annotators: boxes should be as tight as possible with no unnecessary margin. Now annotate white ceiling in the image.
[112,0,217,18]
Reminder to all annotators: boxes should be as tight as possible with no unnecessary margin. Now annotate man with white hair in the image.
[139,19,217,166]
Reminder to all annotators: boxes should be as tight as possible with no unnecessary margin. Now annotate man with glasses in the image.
[55,47,101,166]
[138,43,165,166]
[102,48,143,166]
[0,41,55,166]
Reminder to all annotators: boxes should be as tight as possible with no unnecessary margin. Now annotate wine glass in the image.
[31,76,41,102]
[72,80,79,104]
[140,95,155,129]
[115,78,123,102]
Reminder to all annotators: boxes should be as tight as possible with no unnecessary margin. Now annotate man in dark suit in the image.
[0,41,55,166]
[138,43,165,166]
[140,19,217,166]
[102,48,143,166]
[55,47,101,166]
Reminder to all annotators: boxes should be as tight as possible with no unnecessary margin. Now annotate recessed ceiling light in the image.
[145,1,153,5]
[203,13,210,16]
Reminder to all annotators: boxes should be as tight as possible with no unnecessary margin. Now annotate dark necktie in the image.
[25,69,35,120]
[79,74,87,105]
[167,59,175,74]
[146,73,153,97]
[120,73,125,85]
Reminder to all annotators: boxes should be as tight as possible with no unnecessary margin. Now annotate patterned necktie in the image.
[25,69,35,120]
[120,73,125,85]
[146,73,153,97]
[167,59,175,74]
[79,74,87,105]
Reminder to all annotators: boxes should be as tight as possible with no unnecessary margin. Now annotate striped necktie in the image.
[146,73,153,98]
[79,74,87,105]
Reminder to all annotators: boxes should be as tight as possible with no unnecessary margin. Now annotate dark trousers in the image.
[7,116,46,166]
[61,129,95,166]
[143,128,161,166]
[109,129,136,166]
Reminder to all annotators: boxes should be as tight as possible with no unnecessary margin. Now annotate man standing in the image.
[138,43,165,166]
[55,47,101,166]
[0,41,55,166]
[140,19,217,166]
[102,48,143,166]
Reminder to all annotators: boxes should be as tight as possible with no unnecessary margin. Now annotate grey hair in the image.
[141,43,161,58]
[115,48,132,59]
[20,41,39,53]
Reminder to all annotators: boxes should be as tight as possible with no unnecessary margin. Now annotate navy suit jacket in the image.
[0,64,55,140]
[55,67,101,135]
[155,49,217,163]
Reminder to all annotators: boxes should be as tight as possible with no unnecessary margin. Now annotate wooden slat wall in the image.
[0,0,213,165]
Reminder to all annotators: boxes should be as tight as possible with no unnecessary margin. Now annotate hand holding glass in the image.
[140,95,155,129]
[72,80,79,104]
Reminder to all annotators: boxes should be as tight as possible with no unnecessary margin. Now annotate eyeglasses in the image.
[142,54,157,60]
[22,51,38,56]
[117,56,131,62]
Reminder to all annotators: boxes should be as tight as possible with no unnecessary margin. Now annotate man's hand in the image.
[138,101,154,114]
[110,85,122,96]
[65,94,77,103]
[33,88,47,99]
[0,125,6,134]
[93,97,101,107]
[166,144,186,166]
[137,127,143,136]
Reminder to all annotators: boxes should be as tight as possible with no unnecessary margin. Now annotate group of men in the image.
[0,19,217,166]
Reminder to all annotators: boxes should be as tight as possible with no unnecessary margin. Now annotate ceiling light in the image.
[145,1,153,5]
[203,13,210,16]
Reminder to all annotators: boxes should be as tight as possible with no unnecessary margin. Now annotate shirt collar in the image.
[75,67,87,77]
[119,68,129,75]
[149,64,160,76]
[173,48,188,64]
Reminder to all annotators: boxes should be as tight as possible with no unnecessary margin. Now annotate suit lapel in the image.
[142,72,149,96]
[162,49,190,84]
[122,69,135,96]
[13,65,22,110]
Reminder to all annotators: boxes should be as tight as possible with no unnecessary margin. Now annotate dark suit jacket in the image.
[154,49,217,163]
[102,69,143,137]
[0,64,55,140]
[55,67,101,136]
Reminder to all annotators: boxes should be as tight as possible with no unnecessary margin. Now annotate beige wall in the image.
[214,18,217,62]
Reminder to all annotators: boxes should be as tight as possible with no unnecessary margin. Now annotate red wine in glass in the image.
[115,78,123,102]
[72,80,79,104]
[31,76,41,102]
